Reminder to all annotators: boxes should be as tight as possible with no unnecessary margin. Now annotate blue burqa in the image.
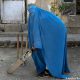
[28,5,70,79]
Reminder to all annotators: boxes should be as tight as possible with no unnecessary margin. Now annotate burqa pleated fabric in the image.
[28,5,70,79]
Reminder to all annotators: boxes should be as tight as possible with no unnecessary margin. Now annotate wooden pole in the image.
[17,34,19,58]
[21,32,23,56]
[26,36,28,48]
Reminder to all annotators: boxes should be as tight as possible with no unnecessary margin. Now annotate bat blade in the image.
[7,50,32,74]
[7,59,23,74]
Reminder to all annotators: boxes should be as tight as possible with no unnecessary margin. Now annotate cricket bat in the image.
[7,50,32,74]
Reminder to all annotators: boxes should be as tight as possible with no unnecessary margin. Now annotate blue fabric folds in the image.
[28,5,70,79]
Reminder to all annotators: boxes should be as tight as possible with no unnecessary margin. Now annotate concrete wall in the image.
[0,24,27,32]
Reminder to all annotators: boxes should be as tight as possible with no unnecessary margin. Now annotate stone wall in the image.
[67,15,80,34]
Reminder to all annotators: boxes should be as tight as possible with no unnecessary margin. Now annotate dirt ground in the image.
[0,47,80,80]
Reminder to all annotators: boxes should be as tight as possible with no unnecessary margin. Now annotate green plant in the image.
[51,6,58,12]
[58,3,75,15]
[58,4,66,12]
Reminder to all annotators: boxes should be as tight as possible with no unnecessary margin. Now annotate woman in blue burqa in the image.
[27,1,70,79]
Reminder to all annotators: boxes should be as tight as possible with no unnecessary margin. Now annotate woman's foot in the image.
[45,69,52,77]
[64,71,70,74]
[38,69,52,77]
